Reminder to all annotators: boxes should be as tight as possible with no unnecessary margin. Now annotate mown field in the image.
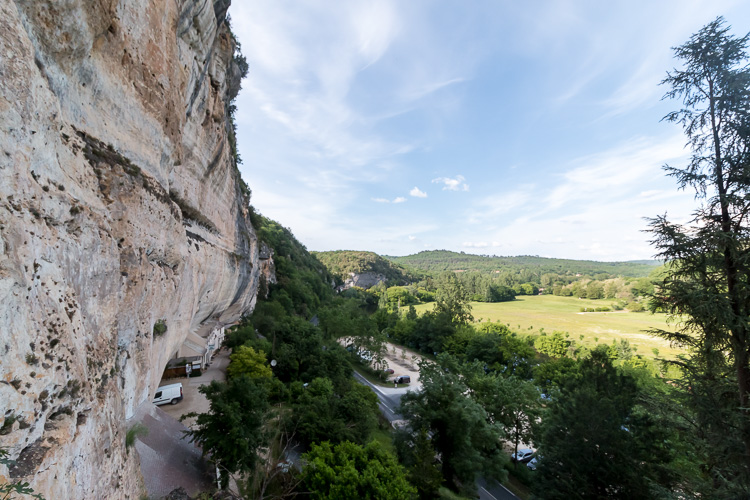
[414,295,682,359]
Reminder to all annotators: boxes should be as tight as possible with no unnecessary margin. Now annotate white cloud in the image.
[451,134,698,260]
[432,175,469,191]
[410,186,428,198]
[372,196,407,204]
[467,186,535,224]
[543,136,687,211]
[408,235,416,240]
[463,241,489,248]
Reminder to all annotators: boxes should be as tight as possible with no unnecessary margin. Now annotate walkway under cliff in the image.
[131,402,213,498]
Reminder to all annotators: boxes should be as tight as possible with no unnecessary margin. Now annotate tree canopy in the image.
[399,355,506,495]
[302,441,417,500]
[227,345,272,379]
[184,376,269,487]
[533,351,674,499]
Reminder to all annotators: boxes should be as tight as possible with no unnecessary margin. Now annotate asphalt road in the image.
[352,370,408,422]
[353,370,521,500]
[477,477,521,500]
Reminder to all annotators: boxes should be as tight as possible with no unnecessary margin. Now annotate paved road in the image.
[353,370,520,500]
[477,477,521,500]
[352,371,412,422]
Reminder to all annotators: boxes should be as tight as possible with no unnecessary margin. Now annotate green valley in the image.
[413,295,679,359]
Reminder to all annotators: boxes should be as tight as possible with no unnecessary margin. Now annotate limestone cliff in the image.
[0,1,260,498]
[343,272,387,290]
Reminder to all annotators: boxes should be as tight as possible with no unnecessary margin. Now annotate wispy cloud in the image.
[372,196,407,203]
[404,78,466,100]
[432,175,469,191]
[543,136,687,211]
[467,187,535,224]
[410,186,428,198]
[458,134,696,259]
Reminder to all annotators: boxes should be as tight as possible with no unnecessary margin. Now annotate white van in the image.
[153,383,183,406]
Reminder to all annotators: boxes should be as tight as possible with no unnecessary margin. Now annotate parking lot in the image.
[158,348,230,428]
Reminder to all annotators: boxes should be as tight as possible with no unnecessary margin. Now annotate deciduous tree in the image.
[227,345,273,379]
[184,376,269,487]
[399,355,506,495]
[434,272,473,324]
[302,441,416,500]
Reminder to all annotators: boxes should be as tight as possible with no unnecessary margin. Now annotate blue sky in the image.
[230,0,750,261]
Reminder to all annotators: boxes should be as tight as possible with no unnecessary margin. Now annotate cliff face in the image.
[0,1,259,498]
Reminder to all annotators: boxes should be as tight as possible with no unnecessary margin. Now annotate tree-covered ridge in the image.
[313,250,416,286]
[250,208,334,316]
[386,250,660,278]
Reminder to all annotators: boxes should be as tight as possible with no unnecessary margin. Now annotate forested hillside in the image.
[313,250,416,285]
[387,250,659,278]
[249,209,334,316]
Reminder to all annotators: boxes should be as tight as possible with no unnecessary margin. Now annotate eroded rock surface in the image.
[344,272,387,290]
[0,1,259,497]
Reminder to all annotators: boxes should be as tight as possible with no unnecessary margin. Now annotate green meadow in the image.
[414,295,682,359]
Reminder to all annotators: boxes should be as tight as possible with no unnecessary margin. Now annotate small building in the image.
[173,326,226,370]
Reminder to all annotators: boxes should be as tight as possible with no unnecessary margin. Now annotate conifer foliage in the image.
[649,16,750,492]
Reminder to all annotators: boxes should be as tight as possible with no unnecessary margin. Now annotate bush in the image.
[627,302,645,312]
[153,319,167,336]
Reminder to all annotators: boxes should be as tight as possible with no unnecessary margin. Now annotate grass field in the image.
[414,295,682,359]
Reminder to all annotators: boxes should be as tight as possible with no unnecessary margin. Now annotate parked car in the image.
[393,375,411,384]
[511,448,534,463]
[153,383,183,406]
[527,456,540,470]
[360,351,373,362]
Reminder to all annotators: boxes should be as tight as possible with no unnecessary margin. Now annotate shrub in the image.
[153,319,167,336]
[627,302,645,312]
[0,415,17,435]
